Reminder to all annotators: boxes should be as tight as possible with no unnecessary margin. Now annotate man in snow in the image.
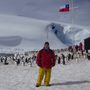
[36,42,56,87]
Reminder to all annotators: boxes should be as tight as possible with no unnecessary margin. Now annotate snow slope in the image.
[0,15,67,51]
[47,23,90,45]
[0,59,90,90]
[0,14,90,52]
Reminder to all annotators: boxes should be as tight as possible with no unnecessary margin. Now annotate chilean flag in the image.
[59,4,70,12]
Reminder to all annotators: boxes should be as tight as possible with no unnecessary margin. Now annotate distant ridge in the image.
[0,36,22,46]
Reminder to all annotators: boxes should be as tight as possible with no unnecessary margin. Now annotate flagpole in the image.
[47,30,48,40]
[68,0,74,45]
[67,0,74,24]
[72,0,75,45]
[46,25,50,41]
[71,0,74,25]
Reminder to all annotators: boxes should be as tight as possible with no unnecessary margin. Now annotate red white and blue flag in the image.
[59,4,70,12]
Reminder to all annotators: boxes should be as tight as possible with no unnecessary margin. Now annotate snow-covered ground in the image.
[0,59,90,90]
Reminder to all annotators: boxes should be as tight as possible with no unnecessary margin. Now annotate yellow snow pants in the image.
[36,67,51,86]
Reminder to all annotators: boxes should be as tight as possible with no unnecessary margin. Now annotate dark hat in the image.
[44,41,49,45]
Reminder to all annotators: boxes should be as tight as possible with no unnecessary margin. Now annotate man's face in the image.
[44,44,49,49]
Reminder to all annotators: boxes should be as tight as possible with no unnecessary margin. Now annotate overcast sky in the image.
[0,0,90,27]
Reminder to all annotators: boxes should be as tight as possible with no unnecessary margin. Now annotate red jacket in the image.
[79,42,83,50]
[36,49,56,69]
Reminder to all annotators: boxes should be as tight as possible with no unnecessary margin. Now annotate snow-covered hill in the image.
[0,15,90,52]
[0,15,66,52]
[0,0,90,52]
[47,23,90,45]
